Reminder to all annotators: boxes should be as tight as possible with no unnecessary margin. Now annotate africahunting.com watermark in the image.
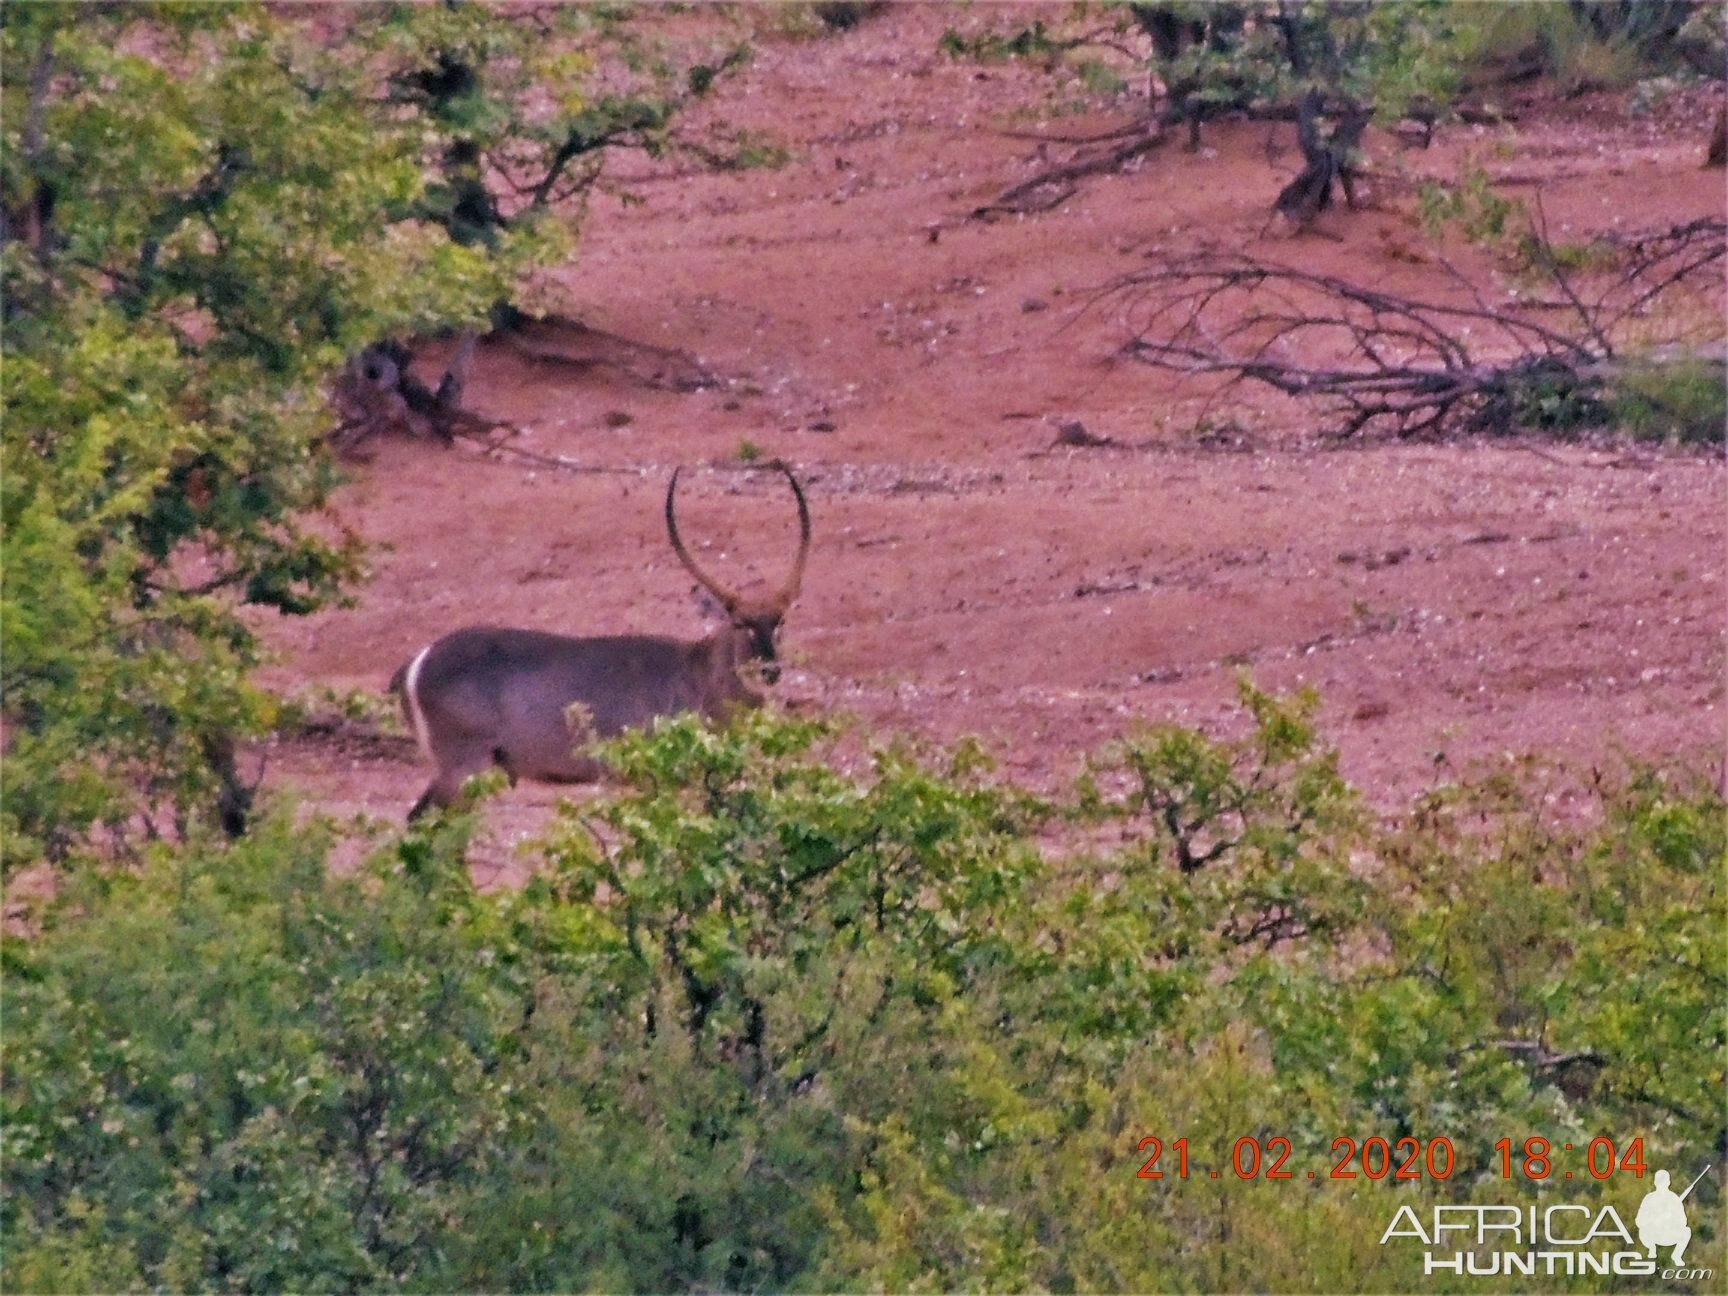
[1379,1165,1713,1281]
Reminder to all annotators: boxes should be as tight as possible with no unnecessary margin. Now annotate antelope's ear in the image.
[690,584,729,628]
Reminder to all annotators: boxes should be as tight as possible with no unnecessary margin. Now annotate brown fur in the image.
[394,465,810,819]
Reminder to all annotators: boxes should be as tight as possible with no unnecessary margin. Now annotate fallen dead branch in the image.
[995,122,1150,147]
[1109,216,1726,439]
[454,430,645,476]
[328,314,723,460]
[973,120,1170,219]
[974,85,1393,225]
[499,312,720,392]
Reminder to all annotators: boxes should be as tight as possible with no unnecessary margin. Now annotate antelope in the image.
[390,462,811,819]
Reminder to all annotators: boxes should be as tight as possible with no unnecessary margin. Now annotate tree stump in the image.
[330,335,476,456]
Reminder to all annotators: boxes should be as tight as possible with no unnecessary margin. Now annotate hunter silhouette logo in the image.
[1636,1166,1710,1266]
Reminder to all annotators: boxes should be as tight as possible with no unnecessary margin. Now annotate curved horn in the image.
[775,461,812,608]
[665,467,741,613]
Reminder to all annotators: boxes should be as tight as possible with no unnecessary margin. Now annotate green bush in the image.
[3,811,533,1290]
[811,2,889,33]
[1123,2,1462,123]
[5,702,1723,1291]
[937,20,1065,65]
[1417,166,1527,248]
[1610,355,1728,444]
[1450,0,1705,93]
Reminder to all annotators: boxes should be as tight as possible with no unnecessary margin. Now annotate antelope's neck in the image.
[697,627,760,705]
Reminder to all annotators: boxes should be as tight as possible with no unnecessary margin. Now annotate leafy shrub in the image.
[1450,0,1704,93]
[1505,361,1614,435]
[1416,166,1526,247]
[1125,1,1463,122]
[764,3,887,43]
[1610,354,1728,444]
[5,703,1723,1291]
[3,812,541,1291]
[937,21,1064,65]
[1493,352,1728,444]
[812,2,889,33]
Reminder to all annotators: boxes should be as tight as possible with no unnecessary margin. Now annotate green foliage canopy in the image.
[1,1,737,865]
[5,696,1722,1292]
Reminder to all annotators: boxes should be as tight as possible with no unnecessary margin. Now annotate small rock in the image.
[603,410,634,429]
[1021,297,1049,313]
[808,419,837,433]
[1055,419,1116,448]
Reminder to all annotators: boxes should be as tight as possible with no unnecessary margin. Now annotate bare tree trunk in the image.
[1272,90,1372,230]
[201,732,256,838]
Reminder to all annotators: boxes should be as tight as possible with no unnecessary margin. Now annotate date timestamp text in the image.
[1134,1136,1650,1183]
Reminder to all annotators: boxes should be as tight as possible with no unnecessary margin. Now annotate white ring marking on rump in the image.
[402,645,434,760]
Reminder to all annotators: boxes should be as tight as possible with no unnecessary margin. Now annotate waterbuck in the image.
[390,462,811,819]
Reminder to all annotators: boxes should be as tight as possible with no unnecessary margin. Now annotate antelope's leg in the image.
[406,742,499,821]
[407,784,443,822]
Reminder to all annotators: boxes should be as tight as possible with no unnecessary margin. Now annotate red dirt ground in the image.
[251,6,1726,869]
